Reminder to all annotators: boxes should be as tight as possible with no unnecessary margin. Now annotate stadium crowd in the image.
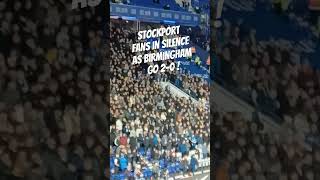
[215,15,320,142]
[212,104,320,180]
[213,1,320,179]
[3,0,320,180]
[110,20,210,179]
[0,0,108,179]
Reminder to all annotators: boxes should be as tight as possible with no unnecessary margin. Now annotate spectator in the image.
[119,153,128,172]
[0,0,107,179]
[110,20,210,179]
[189,155,198,176]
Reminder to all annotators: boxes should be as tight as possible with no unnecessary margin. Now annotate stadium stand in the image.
[213,1,320,179]
[110,19,209,179]
[0,0,108,179]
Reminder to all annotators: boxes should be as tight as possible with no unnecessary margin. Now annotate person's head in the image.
[88,121,97,132]
[94,94,102,104]
[14,1,22,12]
[286,145,295,159]
[86,136,95,149]
[250,122,258,133]
[237,136,246,147]
[25,0,32,10]
[304,169,314,180]
[231,174,239,180]
[84,157,93,171]
[12,24,20,33]
[83,175,94,180]
[279,173,288,180]
[235,149,242,160]
[0,1,6,11]
[244,175,253,180]
[269,145,278,159]
[74,145,84,158]
[8,138,18,152]
[258,144,265,154]
[290,171,298,180]
[31,152,42,165]
[240,42,248,53]
[248,147,255,160]
[12,33,21,44]
[67,87,75,97]
[47,137,56,150]
[57,146,67,162]
[59,131,70,145]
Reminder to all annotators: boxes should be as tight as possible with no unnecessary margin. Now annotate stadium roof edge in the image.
[110,3,201,27]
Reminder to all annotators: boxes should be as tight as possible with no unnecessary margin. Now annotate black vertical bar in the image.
[210,0,216,179]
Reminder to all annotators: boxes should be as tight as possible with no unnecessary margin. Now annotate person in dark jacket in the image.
[178,141,188,156]
[190,155,198,176]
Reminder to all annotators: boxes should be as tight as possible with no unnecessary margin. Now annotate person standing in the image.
[189,155,198,176]
[119,153,128,172]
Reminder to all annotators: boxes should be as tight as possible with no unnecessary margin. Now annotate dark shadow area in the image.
[212,0,320,179]
[0,0,109,179]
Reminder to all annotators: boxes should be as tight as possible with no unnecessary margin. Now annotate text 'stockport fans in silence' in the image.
[109,0,210,179]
